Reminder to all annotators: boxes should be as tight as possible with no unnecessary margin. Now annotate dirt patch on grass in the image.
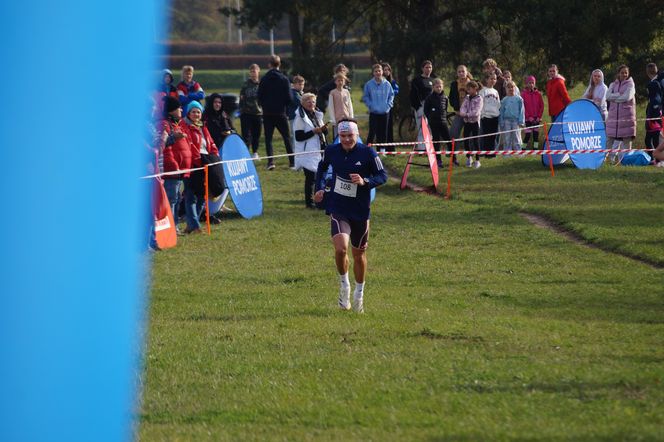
[520,212,664,270]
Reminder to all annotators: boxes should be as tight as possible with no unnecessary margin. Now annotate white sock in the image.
[339,273,350,287]
[354,281,365,298]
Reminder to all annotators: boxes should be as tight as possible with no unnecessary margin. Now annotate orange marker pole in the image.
[445,139,455,200]
[543,121,555,177]
[204,165,211,235]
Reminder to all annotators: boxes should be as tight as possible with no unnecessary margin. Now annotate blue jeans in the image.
[183,178,204,231]
[163,178,182,226]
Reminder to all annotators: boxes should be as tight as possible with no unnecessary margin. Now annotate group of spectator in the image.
[148,55,664,248]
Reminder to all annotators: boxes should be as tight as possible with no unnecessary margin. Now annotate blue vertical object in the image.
[562,99,606,170]
[221,134,264,219]
[0,1,163,442]
[542,99,606,169]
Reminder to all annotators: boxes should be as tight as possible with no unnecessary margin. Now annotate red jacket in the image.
[546,76,571,117]
[182,121,219,167]
[160,118,192,178]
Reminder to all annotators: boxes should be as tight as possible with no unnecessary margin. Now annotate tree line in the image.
[208,1,664,115]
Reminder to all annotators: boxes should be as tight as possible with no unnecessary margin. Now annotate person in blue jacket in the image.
[313,119,388,313]
[362,64,394,150]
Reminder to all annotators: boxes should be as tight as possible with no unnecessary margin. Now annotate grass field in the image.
[141,69,663,440]
[140,139,664,440]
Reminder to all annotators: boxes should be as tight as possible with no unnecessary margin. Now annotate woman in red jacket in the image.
[181,101,219,234]
[546,64,571,119]
[160,96,191,234]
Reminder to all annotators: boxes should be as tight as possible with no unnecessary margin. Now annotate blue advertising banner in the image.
[222,134,263,219]
[543,99,606,169]
[563,99,606,170]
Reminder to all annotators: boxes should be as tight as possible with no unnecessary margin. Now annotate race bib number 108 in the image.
[334,176,358,198]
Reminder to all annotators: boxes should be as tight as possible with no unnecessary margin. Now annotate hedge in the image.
[163,54,372,71]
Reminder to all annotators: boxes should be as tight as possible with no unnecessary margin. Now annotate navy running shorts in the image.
[330,213,370,250]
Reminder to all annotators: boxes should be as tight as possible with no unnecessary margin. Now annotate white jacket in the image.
[293,107,325,172]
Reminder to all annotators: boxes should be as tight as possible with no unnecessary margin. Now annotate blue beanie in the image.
[186,101,204,115]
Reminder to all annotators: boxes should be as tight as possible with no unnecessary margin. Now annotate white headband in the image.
[337,120,359,134]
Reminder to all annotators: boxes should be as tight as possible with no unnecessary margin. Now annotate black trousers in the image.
[367,113,389,150]
[480,117,499,152]
[645,131,660,150]
[386,109,395,143]
[304,169,316,207]
[263,114,294,166]
[240,114,262,154]
[430,120,450,163]
[464,121,480,160]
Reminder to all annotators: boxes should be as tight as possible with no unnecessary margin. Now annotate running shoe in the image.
[252,152,260,161]
[465,157,472,167]
[473,160,481,169]
[267,164,275,170]
[352,296,364,313]
[339,284,351,311]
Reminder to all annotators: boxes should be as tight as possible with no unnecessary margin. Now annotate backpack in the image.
[620,150,651,166]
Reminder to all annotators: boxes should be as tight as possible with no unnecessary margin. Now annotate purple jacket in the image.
[460,94,483,123]
[606,77,636,139]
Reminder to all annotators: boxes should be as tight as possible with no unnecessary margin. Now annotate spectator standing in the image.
[502,71,520,96]
[546,64,571,120]
[159,96,191,235]
[239,64,262,160]
[327,73,354,139]
[583,69,608,121]
[449,65,473,138]
[423,78,451,167]
[316,64,350,112]
[645,63,662,150]
[606,64,636,161]
[522,75,544,149]
[287,75,305,134]
[409,60,435,132]
[155,69,179,115]
[176,65,205,111]
[459,80,483,168]
[482,58,506,99]
[499,81,526,151]
[382,63,399,142]
[181,101,219,234]
[203,93,235,149]
[362,63,395,151]
[293,93,328,209]
[479,72,501,155]
[257,55,295,170]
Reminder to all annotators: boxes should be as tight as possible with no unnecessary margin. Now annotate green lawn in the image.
[140,141,664,440]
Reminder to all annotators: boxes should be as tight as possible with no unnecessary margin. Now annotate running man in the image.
[313,119,388,313]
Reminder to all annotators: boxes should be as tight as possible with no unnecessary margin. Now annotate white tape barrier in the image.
[142,116,662,179]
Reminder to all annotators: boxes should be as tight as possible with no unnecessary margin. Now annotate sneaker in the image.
[352,296,364,313]
[289,166,297,171]
[252,152,260,161]
[453,158,460,166]
[267,164,276,170]
[465,157,472,167]
[437,160,444,168]
[339,284,351,311]
[473,160,481,169]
